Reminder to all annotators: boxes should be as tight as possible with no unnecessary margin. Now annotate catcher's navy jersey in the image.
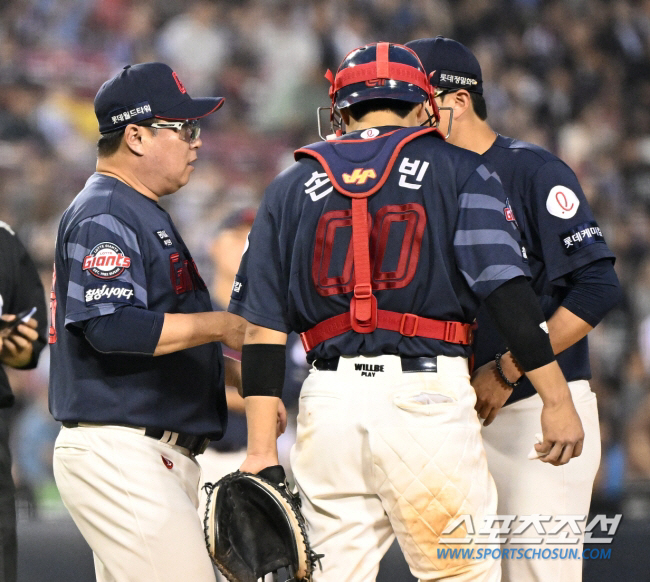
[229,127,529,361]
[473,135,616,402]
[49,173,226,438]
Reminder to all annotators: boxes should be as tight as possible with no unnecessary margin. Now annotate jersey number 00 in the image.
[312,203,425,296]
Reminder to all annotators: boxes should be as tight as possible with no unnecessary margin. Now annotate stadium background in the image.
[0,0,648,579]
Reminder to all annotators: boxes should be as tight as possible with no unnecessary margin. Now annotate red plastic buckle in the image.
[300,332,313,353]
[444,322,456,343]
[399,313,419,337]
[354,284,373,300]
[350,295,377,333]
[444,322,467,344]
[468,324,475,345]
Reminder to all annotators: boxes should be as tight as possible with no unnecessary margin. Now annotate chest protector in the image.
[295,127,473,353]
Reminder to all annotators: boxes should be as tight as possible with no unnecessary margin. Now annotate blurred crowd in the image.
[1,0,650,517]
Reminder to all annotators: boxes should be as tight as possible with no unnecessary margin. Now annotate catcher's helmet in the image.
[329,43,432,109]
[321,42,440,137]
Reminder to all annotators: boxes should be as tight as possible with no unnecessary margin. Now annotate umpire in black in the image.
[0,221,47,582]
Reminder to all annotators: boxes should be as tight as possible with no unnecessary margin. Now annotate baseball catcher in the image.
[203,464,320,582]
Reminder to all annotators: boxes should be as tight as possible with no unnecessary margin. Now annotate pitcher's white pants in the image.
[481,380,601,582]
[290,355,500,582]
[53,424,216,582]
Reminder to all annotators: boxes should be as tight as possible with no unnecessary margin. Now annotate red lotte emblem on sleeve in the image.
[342,168,377,185]
[504,198,518,226]
[82,242,131,279]
[161,455,173,470]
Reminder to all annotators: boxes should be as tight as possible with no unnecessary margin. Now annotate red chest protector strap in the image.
[300,310,474,352]
[349,196,376,333]
[297,128,472,353]
[299,191,473,353]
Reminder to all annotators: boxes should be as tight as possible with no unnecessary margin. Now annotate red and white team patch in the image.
[503,197,518,227]
[546,185,579,219]
[161,455,173,470]
[82,242,131,279]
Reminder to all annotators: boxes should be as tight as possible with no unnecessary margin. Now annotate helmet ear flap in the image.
[323,69,344,137]
[324,70,335,99]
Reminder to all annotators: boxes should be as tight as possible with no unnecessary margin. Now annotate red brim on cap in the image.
[156,96,225,121]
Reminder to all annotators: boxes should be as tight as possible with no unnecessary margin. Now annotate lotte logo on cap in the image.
[83,242,131,279]
[172,72,187,94]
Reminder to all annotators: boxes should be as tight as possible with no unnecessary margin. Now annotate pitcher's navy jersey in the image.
[473,135,616,403]
[49,173,226,438]
[229,127,529,361]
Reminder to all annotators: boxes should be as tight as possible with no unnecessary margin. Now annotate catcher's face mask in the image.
[428,87,454,139]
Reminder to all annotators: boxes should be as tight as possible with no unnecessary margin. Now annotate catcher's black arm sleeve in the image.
[483,276,555,372]
[242,344,286,398]
[83,307,164,355]
[561,259,622,327]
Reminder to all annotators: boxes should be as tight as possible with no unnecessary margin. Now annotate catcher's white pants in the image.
[291,355,500,582]
[53,424,217,582]
[481,380,601,582]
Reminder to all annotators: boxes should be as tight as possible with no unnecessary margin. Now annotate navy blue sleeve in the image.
[529,160,615,282]
[83,306,164,355]
[228,189,291,333]
[62,214,148,328]
[561,259,622,327]
[454,163,530,300]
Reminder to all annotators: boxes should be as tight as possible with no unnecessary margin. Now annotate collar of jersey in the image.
[94,172,164,208]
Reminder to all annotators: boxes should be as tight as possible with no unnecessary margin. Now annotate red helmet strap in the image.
[376,42,390,78]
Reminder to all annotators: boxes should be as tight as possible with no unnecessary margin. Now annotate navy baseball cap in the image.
[406,37,483,95]
[94,62,225,134]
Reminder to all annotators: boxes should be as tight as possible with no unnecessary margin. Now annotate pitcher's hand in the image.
[471,360,513,426]
[536,399,584,466]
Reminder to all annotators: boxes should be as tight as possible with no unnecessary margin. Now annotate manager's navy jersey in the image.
[49,173,226,438]
[229,126,529,361]
[473,134,616,404]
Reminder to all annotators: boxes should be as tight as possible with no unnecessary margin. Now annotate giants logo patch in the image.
[83,242,131,279]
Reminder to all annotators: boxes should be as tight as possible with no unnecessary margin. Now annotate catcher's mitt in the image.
[203,464,321,582]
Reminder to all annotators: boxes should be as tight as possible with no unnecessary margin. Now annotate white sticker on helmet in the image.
[546,186,579,219]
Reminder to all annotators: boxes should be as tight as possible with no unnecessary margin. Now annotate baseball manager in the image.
[49,63,244,582]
